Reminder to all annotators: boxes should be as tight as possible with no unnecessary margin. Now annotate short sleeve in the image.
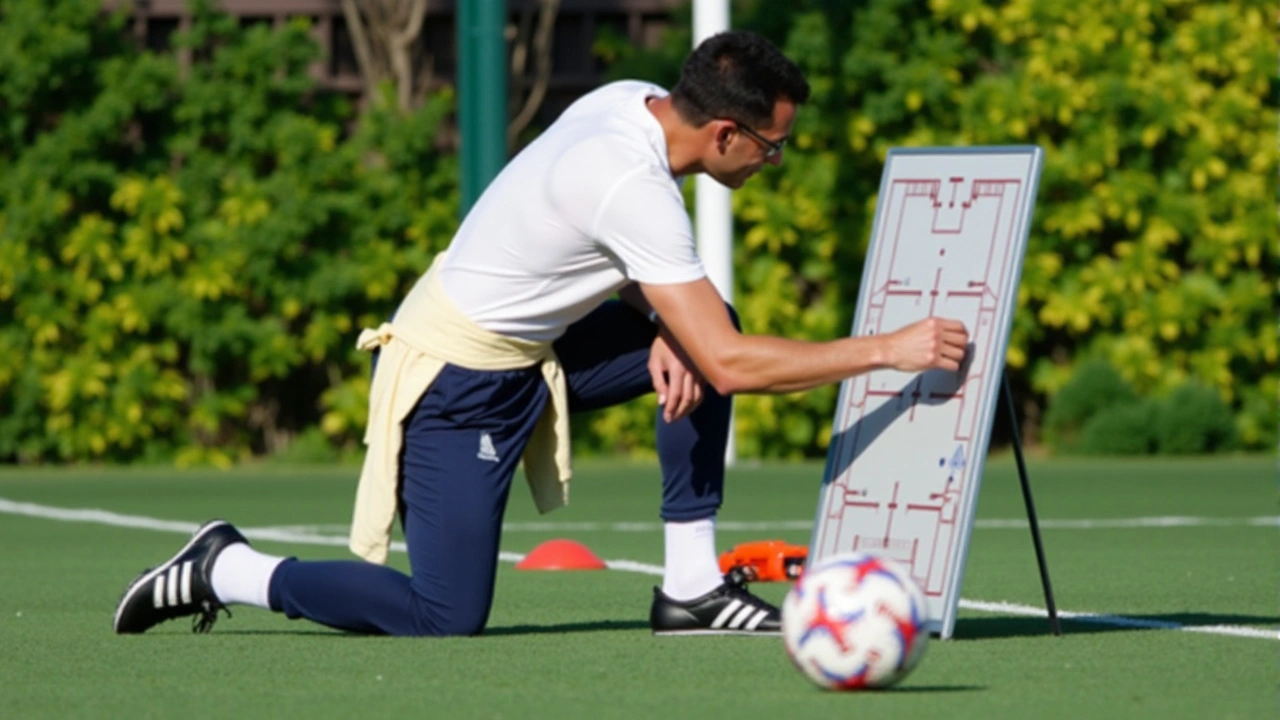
[591,167,706,285]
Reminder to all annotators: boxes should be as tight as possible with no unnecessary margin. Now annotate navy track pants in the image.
[268,300,734,635]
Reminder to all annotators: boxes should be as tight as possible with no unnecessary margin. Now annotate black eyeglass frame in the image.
[733,121,787,159]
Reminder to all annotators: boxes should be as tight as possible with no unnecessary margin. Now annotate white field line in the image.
[959,600,1280,641]
[245,515,1280,536]
[1,497,1276,642]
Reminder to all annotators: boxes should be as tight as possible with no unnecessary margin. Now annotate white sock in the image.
[210,543,286,610]
[661,518,724,601]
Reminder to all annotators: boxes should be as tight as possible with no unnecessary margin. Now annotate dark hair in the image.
[670,30,810,128]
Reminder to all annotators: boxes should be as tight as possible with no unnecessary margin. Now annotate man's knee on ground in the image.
[409,595,491,637]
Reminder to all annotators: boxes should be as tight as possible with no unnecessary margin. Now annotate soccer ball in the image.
[781,552,930,690]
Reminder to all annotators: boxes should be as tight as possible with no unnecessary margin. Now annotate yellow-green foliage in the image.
[942,0,1277,449]
[0,1,457,463]
[590,0,1277,456]
[2,0,1275,464]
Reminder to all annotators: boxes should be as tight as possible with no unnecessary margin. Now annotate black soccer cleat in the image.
[113,519,247,634]
[650,575,782,636]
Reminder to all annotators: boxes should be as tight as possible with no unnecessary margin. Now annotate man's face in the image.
[703,98,797,189]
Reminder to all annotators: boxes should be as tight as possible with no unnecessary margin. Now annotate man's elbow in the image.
[694,335,761,396]
[702,365,752,397]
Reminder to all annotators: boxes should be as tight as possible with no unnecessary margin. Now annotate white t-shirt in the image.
[433,80,706,342]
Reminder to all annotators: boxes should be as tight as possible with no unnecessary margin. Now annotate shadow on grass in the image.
[884,684,986,694]
[211,620,650,637]
[953,612,1280,640]
[204,613,1280,640]
[213,629,352,637]
[484,619,650,636]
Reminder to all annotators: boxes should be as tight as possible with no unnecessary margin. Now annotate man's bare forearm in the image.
[639,278,969,397]
[702,334,890,395]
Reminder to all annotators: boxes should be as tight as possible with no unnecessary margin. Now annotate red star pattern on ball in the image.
[799,587,864,653]
[846,556,897,588]
[878,600,921,660]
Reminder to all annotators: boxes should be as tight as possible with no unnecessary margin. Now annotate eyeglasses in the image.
[734,122,786,159]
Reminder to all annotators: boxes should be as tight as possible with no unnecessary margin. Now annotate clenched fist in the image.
[882,317,969,373]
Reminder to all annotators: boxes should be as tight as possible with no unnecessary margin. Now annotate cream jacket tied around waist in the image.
[349,255,571,565]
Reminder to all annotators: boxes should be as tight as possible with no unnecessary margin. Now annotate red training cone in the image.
[515,539,607,571]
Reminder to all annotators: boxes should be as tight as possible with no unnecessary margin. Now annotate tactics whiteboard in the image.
[810,146,1044,639]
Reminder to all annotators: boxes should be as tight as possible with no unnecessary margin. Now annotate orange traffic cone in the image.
[515,539,607,571]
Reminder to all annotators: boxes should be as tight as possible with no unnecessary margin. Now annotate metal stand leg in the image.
[1002,373,1062,636]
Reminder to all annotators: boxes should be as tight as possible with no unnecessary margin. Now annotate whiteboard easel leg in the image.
[1002,373,1062,637]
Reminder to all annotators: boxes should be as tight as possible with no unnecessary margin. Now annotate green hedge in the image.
[587,0,1278,456]
[1045,357,1238,455]
[0,1,457,464]
[2,0,1275,465]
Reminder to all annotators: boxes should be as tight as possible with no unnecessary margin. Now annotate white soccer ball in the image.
[781,552,930,690]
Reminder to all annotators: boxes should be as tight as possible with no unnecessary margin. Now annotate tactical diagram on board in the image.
[811,148,1044,638]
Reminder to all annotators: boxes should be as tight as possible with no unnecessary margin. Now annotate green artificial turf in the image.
[0,456,1275,719]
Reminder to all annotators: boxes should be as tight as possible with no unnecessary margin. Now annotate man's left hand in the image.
[648,331,705,423]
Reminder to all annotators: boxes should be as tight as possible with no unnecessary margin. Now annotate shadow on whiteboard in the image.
[823,369,963,486]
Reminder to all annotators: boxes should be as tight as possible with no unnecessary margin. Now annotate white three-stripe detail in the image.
[710,599,743,629]
[710,598,771,630]
[743,609,769,630]
[728,605,756,629]
[152,561,196,608]
[179,561,193,604]
[166,565,180,607]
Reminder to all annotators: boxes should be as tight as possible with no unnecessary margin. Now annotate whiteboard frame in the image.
[810,145,1044,639]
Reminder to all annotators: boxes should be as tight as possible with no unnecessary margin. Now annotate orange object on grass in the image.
[718,540,808,582]
[515,539,607,570]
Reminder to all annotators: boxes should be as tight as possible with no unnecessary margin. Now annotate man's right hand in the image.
[881,317,970,373]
